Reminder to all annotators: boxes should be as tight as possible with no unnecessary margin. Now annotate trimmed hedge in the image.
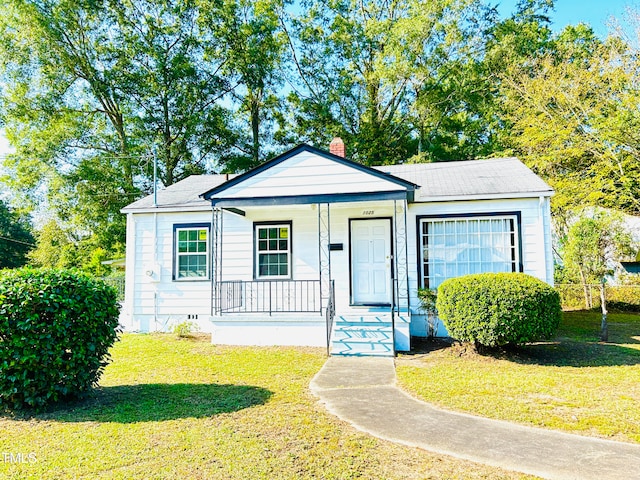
[0,268,121,410]
[436,273,561,348]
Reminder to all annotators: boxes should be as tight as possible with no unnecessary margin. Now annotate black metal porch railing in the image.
[217,280,322,315]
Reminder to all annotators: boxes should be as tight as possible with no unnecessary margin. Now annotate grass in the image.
[0,333,536,479]
[396,311,640,443]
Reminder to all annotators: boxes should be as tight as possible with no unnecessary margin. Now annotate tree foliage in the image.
[2,0,640,272]
[26,220,113,276]
[282,0,496,165]
[498,19,640,218]
[0,0,283,256]
[561,211,636,308]
[0,198,34,269]
[205,0,288,172]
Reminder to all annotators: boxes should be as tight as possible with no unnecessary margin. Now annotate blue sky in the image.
[496,0,636,37]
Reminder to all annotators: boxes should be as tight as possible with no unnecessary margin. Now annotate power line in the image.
[0,154,152,162]
[0,235,36,247]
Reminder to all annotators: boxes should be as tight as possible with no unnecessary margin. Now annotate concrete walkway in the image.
[309,357,640,480]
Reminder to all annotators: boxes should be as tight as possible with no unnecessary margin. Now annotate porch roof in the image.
[201,144,417,207]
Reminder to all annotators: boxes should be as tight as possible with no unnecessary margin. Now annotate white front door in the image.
[350,219,392,305]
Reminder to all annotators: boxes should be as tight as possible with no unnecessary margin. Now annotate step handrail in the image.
[325,280,336,356]
[390,281,397,357]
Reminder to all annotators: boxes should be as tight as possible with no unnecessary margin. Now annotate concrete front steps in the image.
[330,313,395,357]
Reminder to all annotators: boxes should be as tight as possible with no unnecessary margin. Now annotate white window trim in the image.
[419,214,520,289]
[255,223,292,280]
[174,225,210,281]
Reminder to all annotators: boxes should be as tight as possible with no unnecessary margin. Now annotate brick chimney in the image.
[329,137,346,158]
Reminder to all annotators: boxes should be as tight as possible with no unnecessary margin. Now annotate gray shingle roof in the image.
[121,175,231,211]
[122,157,552,212]
[374,158,552,201]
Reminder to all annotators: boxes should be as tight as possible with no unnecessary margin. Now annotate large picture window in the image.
[255,223,291,279]
[419,214,520,289]
[174,224,209,280]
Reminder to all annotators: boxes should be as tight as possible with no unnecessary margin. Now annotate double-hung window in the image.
[174,224,209,280]
[255,223,291,279]
[419,214,520,289]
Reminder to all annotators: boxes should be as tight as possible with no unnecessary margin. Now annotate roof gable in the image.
[202,144,416,206]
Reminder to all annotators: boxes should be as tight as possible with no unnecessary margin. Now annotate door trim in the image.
[348,217,394,306]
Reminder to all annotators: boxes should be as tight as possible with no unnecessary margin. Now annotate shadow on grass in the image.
[402,337,454,357]
[407,337,640,367]
[12,383,272,423]
[404,312,640,367]
[558,311,640,344]
[499,340,640,368]
[514,311,640,366]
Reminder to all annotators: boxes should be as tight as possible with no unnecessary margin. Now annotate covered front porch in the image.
[207,201,411,355]
[201,144,416,355]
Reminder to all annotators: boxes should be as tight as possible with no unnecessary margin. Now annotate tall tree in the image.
[0,0,237,253]
[405,1,496,161]
[203,0,288,172]
[109,0,237,185]
[282,0,490,165]
[561,210,636,339]
[498,20,640,218]
[480,0,555,154]
[504,31,640,214]
[0,0,136,202]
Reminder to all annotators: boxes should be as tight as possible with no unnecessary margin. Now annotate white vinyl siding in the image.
[214,151,406,200]
[175,226,209,280]
[120,196,551,341]
[420,215,519,289]
[255,224,291,279]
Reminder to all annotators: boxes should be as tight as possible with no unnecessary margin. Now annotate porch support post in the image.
[211,206,223,315]
[318,203,331,314]
[393,199,410,313]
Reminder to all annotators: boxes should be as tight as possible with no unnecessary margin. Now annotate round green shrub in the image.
[436,273,561,348]
[0,268,121,410]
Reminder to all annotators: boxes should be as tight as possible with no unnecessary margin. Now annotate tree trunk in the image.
[102,100,136,193]
[578,267,591,309]
[250,91,260,167]
[600,281,608,342]
[161,93,178,186]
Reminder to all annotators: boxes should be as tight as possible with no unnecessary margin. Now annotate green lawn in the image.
[0,334,535,479]
[396,311,640,443]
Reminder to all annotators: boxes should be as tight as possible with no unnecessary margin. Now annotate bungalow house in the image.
[120,140,554,356]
